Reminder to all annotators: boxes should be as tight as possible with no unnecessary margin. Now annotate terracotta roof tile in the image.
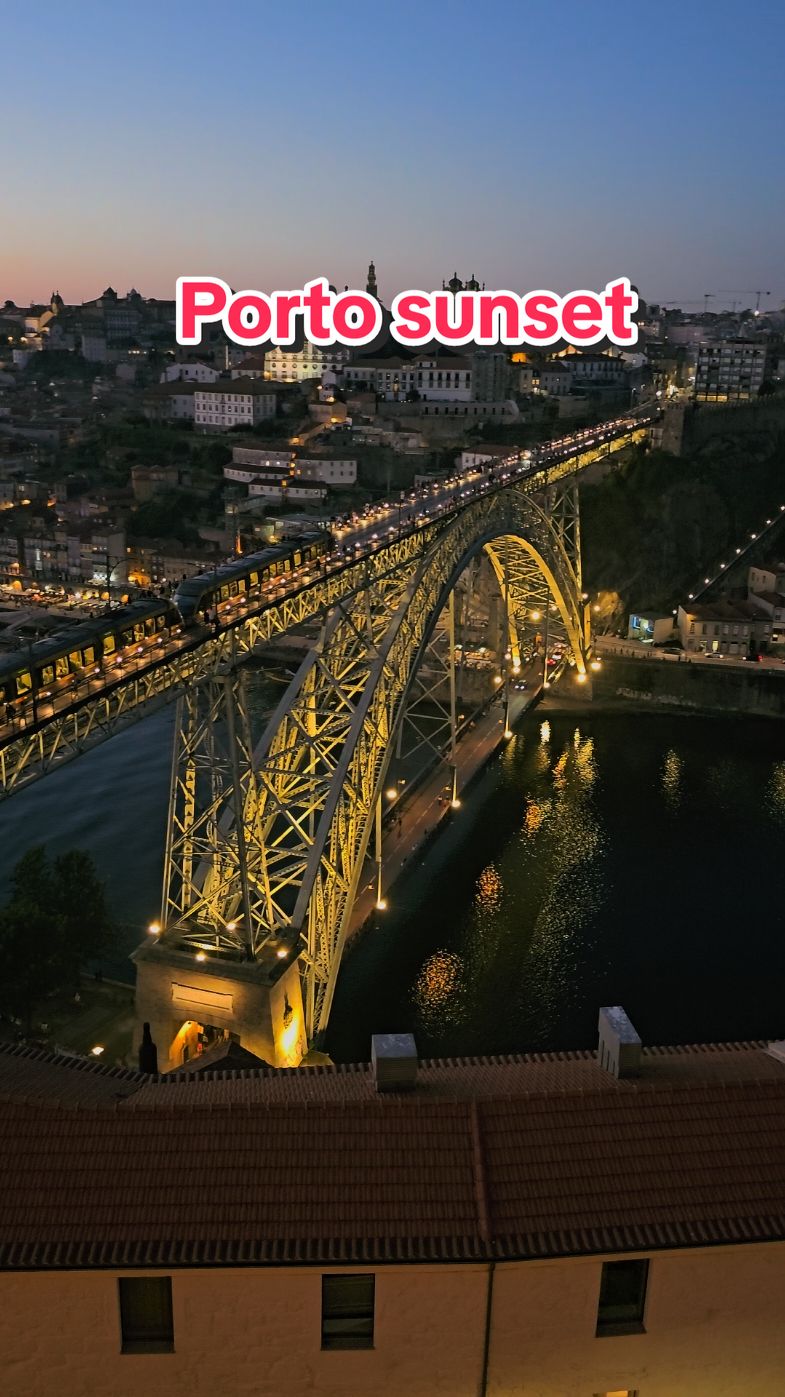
[2,1041,785,1270]
[0,1043,143,1106]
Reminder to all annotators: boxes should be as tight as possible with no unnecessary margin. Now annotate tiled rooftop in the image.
[2,1039,785,1270]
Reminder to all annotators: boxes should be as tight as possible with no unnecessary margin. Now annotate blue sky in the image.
[3,0,784,307]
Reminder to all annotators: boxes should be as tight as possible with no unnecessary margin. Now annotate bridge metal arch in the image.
[170,481,590,1041]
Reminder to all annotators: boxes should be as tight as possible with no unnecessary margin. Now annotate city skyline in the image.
[3,0,785,308]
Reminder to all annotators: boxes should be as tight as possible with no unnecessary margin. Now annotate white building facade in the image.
[3,1029,785,1396]
[194,379,278,431]
[345,355,473,401]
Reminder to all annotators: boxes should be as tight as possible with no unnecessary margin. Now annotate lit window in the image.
[596,1258,649,1337]
[321,1274,374,1350]
[118,1276,174,1353]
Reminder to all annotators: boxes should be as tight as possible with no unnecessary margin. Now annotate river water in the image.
[3,698,785,1062]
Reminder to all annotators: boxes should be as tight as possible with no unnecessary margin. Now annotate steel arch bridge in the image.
[162,476,589,1041]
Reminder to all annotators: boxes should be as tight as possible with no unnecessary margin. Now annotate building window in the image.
[321,1274,375,1350]
[596,1258,649,1337]
[118,1276,174,1353]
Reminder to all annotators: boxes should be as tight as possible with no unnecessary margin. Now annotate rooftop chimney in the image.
[598,1006,642,1079]
[138,1022,159,1075]
[371,1033,418,1092]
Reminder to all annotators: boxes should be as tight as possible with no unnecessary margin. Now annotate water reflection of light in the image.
[765,761,785,823]
[476,864,503,910]
[523,798,549,836]
[661,749,683,808]
[540,720,551,744]
[574,736,596,786]
[553,748,569,785]
[551,732,596,791]
[413,949,465,1030]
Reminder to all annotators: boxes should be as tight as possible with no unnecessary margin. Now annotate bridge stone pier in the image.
[132,938,306,1071]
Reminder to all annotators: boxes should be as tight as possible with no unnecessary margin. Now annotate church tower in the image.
[366,261,378,299]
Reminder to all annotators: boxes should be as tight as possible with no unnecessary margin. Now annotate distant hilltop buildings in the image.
[1,268,783,420]
[0,285,176,366]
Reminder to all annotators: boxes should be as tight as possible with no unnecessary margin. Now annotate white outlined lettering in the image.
[176,276,638,349]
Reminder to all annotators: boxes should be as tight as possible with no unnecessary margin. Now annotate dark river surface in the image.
[3,692,785,1062]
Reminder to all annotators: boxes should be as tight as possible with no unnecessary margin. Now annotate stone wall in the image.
[594,654,785,717]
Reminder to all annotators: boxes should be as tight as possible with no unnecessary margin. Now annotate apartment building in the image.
[194,378,279,431]
[226,445,357,489]
[694,339,768,403]
[677,599,769,655]
[248,475,327,505]
[143,382,197,422]
[20,522,127,584]
[161,362,219,384]
[539,361,574,395]
[295,455,357,485]
[230,354,266,381]
[345,353,473,401]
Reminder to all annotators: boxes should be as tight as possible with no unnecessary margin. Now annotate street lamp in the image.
[101,555,128,610]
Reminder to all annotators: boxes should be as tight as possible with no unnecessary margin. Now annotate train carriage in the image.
[0,599,179,715]
[173,531,329,622]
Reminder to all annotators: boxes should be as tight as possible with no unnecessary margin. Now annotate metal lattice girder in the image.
[0,531,440,799]
[546,479,583,594]
[162,668,263,955]
[394,613,455,765]
[0,423,649,799]
[167,482,590,1041]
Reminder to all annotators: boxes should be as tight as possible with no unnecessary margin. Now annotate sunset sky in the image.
[4,0,784,309]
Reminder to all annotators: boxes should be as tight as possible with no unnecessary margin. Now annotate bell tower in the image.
[366,260,378,299]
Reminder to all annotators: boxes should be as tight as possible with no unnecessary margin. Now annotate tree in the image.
[0,847,113,1033]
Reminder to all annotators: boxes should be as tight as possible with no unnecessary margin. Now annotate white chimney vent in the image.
[598,1006,642,1078]
[371,1033,418,1092]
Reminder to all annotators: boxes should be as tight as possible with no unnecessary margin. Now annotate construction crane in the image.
[717,289,771,313]
[658,296,716,312]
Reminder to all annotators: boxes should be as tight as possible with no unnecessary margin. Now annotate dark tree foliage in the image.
[125,490,201,545]
[582,429,785,612]
[0,847,113,1031]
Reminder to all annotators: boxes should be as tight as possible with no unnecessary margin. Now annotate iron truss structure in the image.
[161,477,591,1040]
[0,426,646,799]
